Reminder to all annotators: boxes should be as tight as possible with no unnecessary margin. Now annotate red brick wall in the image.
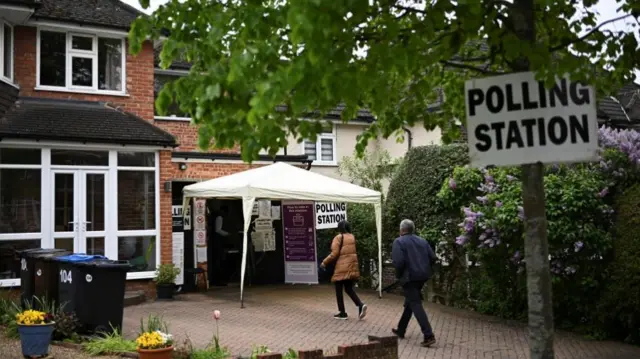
[257,336,398,359]
[154,120,241,152]
[13,26,155,122]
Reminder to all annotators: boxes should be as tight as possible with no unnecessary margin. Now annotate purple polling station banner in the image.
[282,201,318,284]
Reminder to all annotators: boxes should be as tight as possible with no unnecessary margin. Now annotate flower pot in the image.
[17,322,55,357]
[137,346,174,359]
[156,283,175,300]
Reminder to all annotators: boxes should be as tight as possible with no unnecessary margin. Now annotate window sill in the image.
[0,273,157,287]
[0,77,19,89]
[154,116,192,122]
[310,162,338,167]
[127,271,156,280]
[34,86,129,97]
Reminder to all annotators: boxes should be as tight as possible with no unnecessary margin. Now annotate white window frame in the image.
[0,20,14,85]
[302,124,337,166]
[36,28,127,96]
[0,144,160,287]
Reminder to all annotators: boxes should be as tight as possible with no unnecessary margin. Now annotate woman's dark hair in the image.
[337,220,351,234]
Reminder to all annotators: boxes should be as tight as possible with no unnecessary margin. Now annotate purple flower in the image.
[565,266,576,275]
[484,174,494,183]
[506,175,516,182]
[517,206,525,221]
[574,241,584,252]
[495,201,503,208]
[513,251,521,260]
[455,235,468,245]
[476,196,488,205]
[448,178,456,190]
[598,188,609,198]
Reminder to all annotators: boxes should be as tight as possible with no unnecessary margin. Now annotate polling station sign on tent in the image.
[315,202,347,229]
[464,72,598,167]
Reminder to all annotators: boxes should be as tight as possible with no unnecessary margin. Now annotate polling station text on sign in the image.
[465,72,598,167]
[315,202,347,230]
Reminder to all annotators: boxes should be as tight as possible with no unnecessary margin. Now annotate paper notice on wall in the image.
[195,199,206,216]
[263,230,276,251]
[271,206,281,220]
[252,231,265,252]
[172,232,184,285]
[194,214,206,230]
[258,200,271,219]
[196,247,207,263]
[254,218,273,231]
[252,230,276,252]
[183,205,192,230]
[252,203,259,216]
[194,229,207,246]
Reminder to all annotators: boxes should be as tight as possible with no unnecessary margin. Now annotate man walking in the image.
[391,219,437,347]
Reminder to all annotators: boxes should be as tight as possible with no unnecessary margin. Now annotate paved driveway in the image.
[122,285,640,359]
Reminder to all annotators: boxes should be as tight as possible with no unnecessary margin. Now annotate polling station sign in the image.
[315,202,347,230]
[465,72,598,167]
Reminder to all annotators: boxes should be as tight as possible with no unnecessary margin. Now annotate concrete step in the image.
[124,290,146,307]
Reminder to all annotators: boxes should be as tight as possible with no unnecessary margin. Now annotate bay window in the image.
[38,29,125,94]
[0,21,13,82]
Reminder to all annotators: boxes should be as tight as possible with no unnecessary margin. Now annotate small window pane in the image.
[0,240,41,280]
[72,57,93,87]
[71,36,93,51]
[51,150,108,166]
[39,31,66,87]
[0,169,41,233]
[304,141,317,160]
[118,171,155,230]
[119,236,157,272]
[0,148,41,165]
[117,152,155,167]
[320,138,334,161]
[154,75,189,117]
[98,38,123,91]
[86,237,105,256]
[3,24,11,79]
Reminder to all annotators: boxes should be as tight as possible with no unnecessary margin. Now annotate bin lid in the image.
[26,249,71,259]
[55,254,108,262]
[74,259,133,271]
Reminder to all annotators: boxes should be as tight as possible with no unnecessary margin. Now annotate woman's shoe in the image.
[358,304,368,320]
[333,312,348,320]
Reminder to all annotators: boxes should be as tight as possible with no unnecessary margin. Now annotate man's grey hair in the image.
[400,219,415,234]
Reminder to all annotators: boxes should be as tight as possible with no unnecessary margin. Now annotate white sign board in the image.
[172,233,184,285]
[183,205,191,230]
[315,202,347,230]
[464,72,598,167]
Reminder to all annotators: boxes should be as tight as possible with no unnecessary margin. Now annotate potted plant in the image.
[136,330,174,359]
[155,264,181,300]
[16,309,55,357]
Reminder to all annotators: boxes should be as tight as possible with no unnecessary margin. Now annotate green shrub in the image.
[384,144,468,249]
[83,329,137,355]
[155,264,181,285]
[597,184,640,343]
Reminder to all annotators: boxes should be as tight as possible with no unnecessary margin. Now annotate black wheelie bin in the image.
[18,248,69,307]
[56,255,131,333]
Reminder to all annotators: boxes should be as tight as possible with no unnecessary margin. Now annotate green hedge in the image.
[598,184,640,343]
[383,144,468,248]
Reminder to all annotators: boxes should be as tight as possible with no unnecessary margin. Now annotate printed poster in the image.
[282,201,318,284]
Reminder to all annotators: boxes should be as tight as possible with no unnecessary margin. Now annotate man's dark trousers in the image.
[396,280,434,338]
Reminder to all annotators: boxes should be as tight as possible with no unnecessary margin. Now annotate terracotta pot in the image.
[137,346,174,359]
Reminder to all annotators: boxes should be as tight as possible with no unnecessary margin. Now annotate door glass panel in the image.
[54,173,75,232]
[54,238,74,252]
[85,174,105,232]
[86,237,104,256]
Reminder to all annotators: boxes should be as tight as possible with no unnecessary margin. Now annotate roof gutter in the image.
[402,127,413,150]
[0,134,177,148]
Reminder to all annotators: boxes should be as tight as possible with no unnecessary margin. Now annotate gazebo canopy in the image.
[182,162,383,307]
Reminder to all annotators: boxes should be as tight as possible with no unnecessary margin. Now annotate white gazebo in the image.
[182,162,383,307]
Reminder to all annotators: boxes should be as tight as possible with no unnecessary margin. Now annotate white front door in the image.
[52,170,107,255]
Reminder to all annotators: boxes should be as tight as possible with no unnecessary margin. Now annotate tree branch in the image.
[549,14,634,52]
[440,60,503,75]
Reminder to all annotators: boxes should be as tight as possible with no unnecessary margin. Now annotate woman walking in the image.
[320,220,368,320]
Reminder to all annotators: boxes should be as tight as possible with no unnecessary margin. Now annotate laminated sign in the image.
[315,202,347,230]
[464,72,598,167]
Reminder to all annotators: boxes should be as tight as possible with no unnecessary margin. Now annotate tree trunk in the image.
[511,0,556,358]
[521,163,555,359]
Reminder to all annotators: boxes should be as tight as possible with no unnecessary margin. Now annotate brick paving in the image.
[122,285,640,359]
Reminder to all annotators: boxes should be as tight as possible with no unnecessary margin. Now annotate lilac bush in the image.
[434,126,637,322]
